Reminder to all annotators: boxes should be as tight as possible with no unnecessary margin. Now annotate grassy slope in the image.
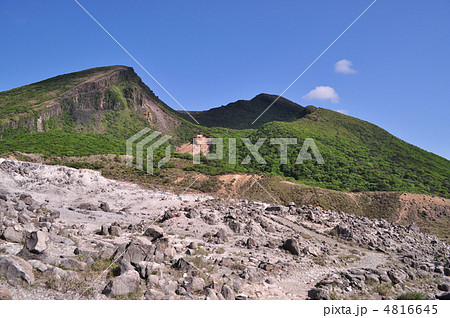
[1,66,448,199]
[0,65,202,154]
[0,66,120,122]
[192,109,450,198]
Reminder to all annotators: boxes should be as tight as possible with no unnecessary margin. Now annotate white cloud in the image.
[303,86,340,103]
[335,109,348,115]
[334,59,356,74]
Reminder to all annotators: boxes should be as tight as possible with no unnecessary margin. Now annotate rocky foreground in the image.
[0,159,449,300]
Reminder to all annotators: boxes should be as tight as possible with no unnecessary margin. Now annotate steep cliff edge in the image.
[0,66,191,141]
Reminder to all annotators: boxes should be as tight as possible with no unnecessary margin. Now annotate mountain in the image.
[0,65,200,155]
[178,93,316,129]
[245,109,450,197]
[0,65,449,198]
[187,102,450,198]
[0,65,198,139]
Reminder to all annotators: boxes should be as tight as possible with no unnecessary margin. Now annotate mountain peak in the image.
[178,93,314,129]
[0,65,188,140]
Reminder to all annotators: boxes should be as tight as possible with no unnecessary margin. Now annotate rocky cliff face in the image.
[0,66,183,138]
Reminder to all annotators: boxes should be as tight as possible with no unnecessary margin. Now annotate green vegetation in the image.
[0,66,122,121]
[187,109,450,198]
[1,65,449,199]
[397,292,428,300]
[0,132,124,156]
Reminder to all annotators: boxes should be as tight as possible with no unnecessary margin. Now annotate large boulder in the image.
[436,292,450,300]
[2,226,24,243]
[58,258,87,271]
[183,276,205,293]
[228,220,241,234]
[102,270,141,297]
[283,239,301,256]
[172,258,195,272]
[116,235,174,266]
[438,284,450,292]
[118,237,155,265]
[0,255,34,285]
[333,224,353,240]
[221,285,235,300]
[99,202,110,212]
[303,245,320,257]
[26,231,48,254]
[308,288,330,300]
[387,270,408,285]
[143,225,165,241]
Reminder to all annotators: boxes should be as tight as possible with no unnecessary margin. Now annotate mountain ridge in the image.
[0,65,448,199]
[178,93,317,129]
[0,65,196,142]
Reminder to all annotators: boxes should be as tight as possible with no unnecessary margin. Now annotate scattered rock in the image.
[214,228,227,243]
[51,267,79,282]
[28,259,48,272]
[438,283,450,292]
[0,286,11,300]
[246,237,257,249]
[99,202,110,212]
[283,238,301,256]
[25,231,48,254]
[78,203,97,211]
[228,220,241,234]
[0,255,35,285]
[109,225,122,237]
[205,288,219,300]
[387,270,407,285]
[2,226,24,243]
[436,292,450,300]
[221,285,235,300]
[159,210,179,222]
[58,258,87,271]
[308,288,330,300]
[143,225,165,241]
[188,242,198,249]
[145,289,166,300]
[333,224,353,240]
[100,224,110,236]
[14,201,26,212]
[172,258,195,272]
[303,245,320,257]
[102,270,141,297]
[18,213,33,224]
[183,276,205,293]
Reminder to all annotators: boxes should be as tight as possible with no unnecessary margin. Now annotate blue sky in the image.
[1,1,449,159]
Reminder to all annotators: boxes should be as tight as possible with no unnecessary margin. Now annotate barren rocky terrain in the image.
[1,159,449,300]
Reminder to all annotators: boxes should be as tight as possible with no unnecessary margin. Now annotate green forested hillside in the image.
[1,66,448,198]
[191,109,450,198]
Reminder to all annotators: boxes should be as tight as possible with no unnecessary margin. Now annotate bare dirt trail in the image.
[267,215,389,299]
